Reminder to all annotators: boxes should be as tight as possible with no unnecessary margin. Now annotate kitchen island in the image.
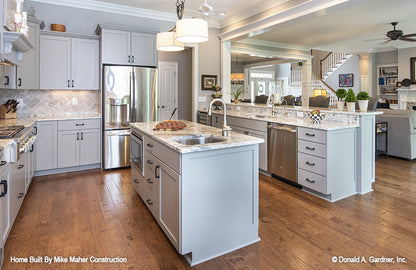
[130,121,263,266]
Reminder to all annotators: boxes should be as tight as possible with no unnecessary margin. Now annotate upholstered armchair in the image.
[254,95,269,104]
[309,95,330,108]
[282,95,295,105]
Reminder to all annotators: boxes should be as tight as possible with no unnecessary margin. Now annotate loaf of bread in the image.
[154,120,187,131]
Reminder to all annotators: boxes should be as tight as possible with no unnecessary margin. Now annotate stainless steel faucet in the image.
[208,98,232,137]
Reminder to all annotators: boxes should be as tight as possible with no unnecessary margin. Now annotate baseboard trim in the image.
[34,163,101,176]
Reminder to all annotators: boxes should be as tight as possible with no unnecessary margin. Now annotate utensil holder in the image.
[0,105,17,119]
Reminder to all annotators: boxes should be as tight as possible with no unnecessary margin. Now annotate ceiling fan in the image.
[382,22,416,44]
[197,0,228,20]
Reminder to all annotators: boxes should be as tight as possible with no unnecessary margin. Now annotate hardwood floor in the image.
[3,157,416,269]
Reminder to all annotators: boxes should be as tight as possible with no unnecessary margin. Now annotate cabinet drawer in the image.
[144,136,180,173]
[131,166,145,195]
[144,149,157,172]
[58,118,100,131]
[298,168,328,194]
[144,166,160,201]
[298,139,326,158]
[298,152,327,176]
[298,127,326,144]
[140,183,159,219]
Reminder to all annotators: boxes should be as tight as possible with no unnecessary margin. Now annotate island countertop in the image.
[131,120,264,154]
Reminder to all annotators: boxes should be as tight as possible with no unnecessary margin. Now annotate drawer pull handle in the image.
[18,165,24,169]
[244,131,249,135]
[146,199,153,206]
[0,180,7,198]
[133,179,139,184]
[146,160,153,165]
[147,178,153,184]
[147,143,153,148]
[75,123,85,126]
[306,146,315,150]
[18,192,24,199]
[305,161,315,166]
[305,133,315,137]
[305,178,316,183]
[0,161,6,166]
[155,165,160,179]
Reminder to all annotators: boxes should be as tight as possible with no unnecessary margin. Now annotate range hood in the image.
[0,31,33,65]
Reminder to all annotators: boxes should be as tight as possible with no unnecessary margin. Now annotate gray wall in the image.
[325,55,360,94]
[158,49,192,121]
[370,50,398,97]
[398,47,416,83]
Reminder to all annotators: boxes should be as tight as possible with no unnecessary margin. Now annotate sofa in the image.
[376,109,416,160]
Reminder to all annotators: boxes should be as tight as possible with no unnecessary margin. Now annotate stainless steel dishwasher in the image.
[267,123,297,183]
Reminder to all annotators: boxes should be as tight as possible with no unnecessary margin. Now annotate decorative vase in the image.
[346,102,355,112]
[234,99,239,104]
[336,100,345,111]
[358,100,369,112]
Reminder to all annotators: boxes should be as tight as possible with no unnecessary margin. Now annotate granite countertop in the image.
[0,113,101,128]
[131,120,264,154]
[199,109,359,130]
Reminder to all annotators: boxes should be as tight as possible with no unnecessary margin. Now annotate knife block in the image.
[0,105,17,119]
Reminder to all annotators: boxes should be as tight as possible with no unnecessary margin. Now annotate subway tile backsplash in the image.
[0,89,100,117]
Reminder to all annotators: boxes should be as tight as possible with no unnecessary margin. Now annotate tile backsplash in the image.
[0,89,100,117]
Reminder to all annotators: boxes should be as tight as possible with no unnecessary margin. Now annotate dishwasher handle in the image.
[267,125,297,133]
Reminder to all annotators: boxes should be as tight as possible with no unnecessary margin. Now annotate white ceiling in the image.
[250,0,416,53]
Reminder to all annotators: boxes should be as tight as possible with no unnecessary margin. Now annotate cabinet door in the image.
[0,65,16,89]
[57,130,79,168]
[158,161,180,251]
[40,35,71,89]
[17,21,40,89]
[131,32,157,67]
[101,29,131,65]
[10,156,26,227]
[79,129,101,166]
[0,167,10,247]
[245,129,267,171]
[35,121,58,171]
[71,38,99,90]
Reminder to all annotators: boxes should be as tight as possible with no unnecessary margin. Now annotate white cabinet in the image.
[35,121,58,171]
[0,65,16,89]
[0,162,10,248]
[40,33,99,90]
[3,0,17,31]
[227,116,268,171]
[98,26,157,66]
[9,155,26,226]
[57,119,101,168]
[71,38,99,90]
[17,19,41,89]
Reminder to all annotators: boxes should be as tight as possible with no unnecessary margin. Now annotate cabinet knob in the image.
[146,143,153,148]
[146,199,153,205]
[305,161,316,166]
[147,160,153,165]
[146,178,153,184]
[133,179,139,184]
[306,146,315,151]
[18,165,24,169]
[18,192,24,199]
[305,133,315,137]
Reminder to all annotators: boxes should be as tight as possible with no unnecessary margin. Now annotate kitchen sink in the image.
[244,114,271,119]
[171,135,227,145]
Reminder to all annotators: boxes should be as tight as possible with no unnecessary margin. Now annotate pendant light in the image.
[176,18,208,43]
[157,31,184,51]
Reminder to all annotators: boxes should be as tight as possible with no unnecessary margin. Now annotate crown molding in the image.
[30,0,178,22]
[30,0,222,28]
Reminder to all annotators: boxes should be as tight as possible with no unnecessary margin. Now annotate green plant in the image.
[356,91,370,100]
[345,89,356,103]
[336,88,347,101]
[231,87,244,100]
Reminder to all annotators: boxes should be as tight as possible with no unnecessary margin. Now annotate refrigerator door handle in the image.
[129,71,133,123]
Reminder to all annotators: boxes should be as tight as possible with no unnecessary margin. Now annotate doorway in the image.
[158,62,178,121]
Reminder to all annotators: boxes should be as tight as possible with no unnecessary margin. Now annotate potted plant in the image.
[231,87,244,104]
[345,89,356,112]
[356,91,370,112]
[336,88,347,111]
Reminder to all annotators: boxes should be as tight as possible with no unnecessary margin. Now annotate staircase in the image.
[320,52,351,80]
[312,72,337,107]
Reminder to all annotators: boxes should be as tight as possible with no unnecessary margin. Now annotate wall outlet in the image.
[72,98,78,105]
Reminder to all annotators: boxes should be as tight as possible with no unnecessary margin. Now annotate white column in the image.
[302,59,312,107]
[221,41,231,103]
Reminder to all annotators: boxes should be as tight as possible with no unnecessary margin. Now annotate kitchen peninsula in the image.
[199,103,382,202]
[130,121,263,266]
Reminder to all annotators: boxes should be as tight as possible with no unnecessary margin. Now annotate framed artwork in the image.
[386,77,398,85]
[339,73,353,87]
[201,75,217,90]
[411,57,416,84]
[379,66,398,76]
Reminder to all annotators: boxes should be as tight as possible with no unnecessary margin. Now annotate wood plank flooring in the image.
[2,156,416,269]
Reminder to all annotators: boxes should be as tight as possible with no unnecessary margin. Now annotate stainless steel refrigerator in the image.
[102,65,158,169]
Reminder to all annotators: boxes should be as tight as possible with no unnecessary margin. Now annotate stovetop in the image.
[0,125,25,139]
